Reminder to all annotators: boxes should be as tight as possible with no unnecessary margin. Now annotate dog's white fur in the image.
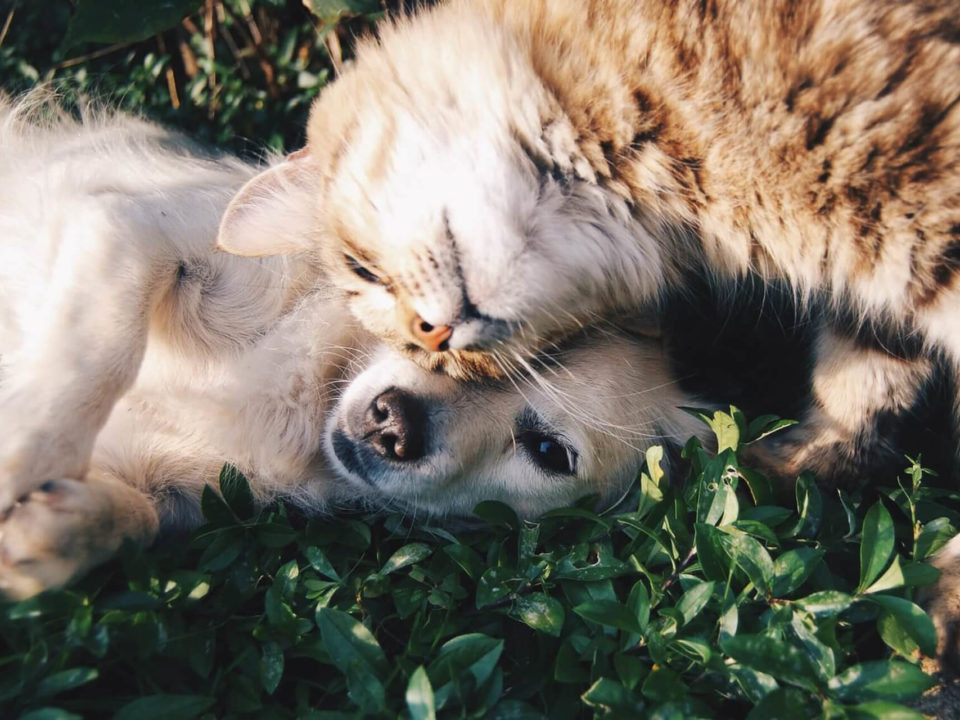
[0,97,703,597]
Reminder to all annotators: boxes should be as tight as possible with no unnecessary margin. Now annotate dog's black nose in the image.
[362,388,426,462]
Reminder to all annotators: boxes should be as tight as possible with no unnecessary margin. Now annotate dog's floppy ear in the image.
[217,150,319,256]
[616,311,662,340]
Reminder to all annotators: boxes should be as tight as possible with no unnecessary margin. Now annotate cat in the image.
[0,95,703,597]
[213,0,960,662]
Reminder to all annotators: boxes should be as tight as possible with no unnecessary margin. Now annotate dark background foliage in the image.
[1,0,406,154]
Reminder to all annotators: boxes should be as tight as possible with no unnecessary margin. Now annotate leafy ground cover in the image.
[2,411,958,719]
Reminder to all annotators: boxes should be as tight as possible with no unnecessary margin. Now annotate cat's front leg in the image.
[0,472,158,598]
[0,196,176,511]
[919,535,960,669]
[743,327,933,489]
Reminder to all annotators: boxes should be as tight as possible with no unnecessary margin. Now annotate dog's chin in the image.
[327,428,376,489]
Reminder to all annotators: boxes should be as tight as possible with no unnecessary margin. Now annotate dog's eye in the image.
[518,431,578,475]
[345,254,383,285]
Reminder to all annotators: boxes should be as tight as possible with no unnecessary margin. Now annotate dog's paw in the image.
[0,477,146,599]
[922,534,960,669]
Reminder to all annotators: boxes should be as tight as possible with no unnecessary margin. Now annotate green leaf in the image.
[721,634,821,692]
[476,568,513,608]
[200,484,236,525]
[745,416,799,444]
[868,595,937,657]
[473,501,519,529]
[915,517,956,560]
[646,444,665,484]
[614,654,647,690]
[444,544,484,580]
[581,678,645,715]
[627,580,651,633]
[845,701,924,720]
[406,666,436,720]
[683,407,740,451]
[720,532,774,595]
[260,641,284,694]
[554,641,590,683]
[554,544,632,581]
[789,611,835,681]
[380,543,432,575]
[304,546,340,581]
[772,548,823,597]
[785,474,823,539]
[573,600,644,634]
[675,581,715,626]
[828,661,934,702]
[20,710,83,720]
[316,608,388,676]
[864,555,937,594]
[858,502,895,593]
[794,590,853,618]
[428,634,504,706]
[303,0,382,24]
[641,665,688,703]
[695,523,732,582]
[255,521,298,548]
[65,0,204,47]
[745,687,816,720]
[512,593,564,637]
[219,464,255,520]
[197,528,243,571]
[317,608,388,712]
[113,695,215,720]
[35,667,99,697]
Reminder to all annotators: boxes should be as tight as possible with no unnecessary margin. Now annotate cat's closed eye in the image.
[345,254,384,285]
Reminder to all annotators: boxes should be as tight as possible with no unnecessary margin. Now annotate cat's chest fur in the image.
[497,0,960,317]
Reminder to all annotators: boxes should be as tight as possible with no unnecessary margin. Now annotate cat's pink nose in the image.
[411,316,453,352]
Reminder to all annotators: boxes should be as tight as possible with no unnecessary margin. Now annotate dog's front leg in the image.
[0,196,176,511]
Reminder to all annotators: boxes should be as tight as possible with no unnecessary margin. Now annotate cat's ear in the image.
[216,150,319,257]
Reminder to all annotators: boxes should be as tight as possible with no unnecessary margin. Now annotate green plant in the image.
[0,0,389,154]
[2,411,955,718]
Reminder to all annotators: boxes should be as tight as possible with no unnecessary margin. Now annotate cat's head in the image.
[323,330,700,517]
[217,3,664,378]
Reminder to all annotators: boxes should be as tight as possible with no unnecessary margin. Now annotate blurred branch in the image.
[215,8,252,80]
[324,26,343,76]
[54,42,130,70]
[219,0,279,98]
[156,33,181,109]
[203,0,217,117]
[0,7,14,50]
[178,22,199,77]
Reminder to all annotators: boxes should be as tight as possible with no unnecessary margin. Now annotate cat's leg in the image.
[743,326,933,488]
[0,196,180,512]
[916,296,960,668]
[0,469,158,599]
[921,535,960,668]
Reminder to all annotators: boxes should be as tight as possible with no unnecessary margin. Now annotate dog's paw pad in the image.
[0,478,108,599]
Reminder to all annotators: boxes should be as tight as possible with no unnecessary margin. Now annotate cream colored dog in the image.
[0,98,703,598]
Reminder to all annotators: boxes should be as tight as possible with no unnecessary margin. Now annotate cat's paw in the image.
[0,477,155,599]
[922,534,960,670]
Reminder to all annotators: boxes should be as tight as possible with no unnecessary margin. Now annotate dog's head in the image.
[324,331,703,518]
